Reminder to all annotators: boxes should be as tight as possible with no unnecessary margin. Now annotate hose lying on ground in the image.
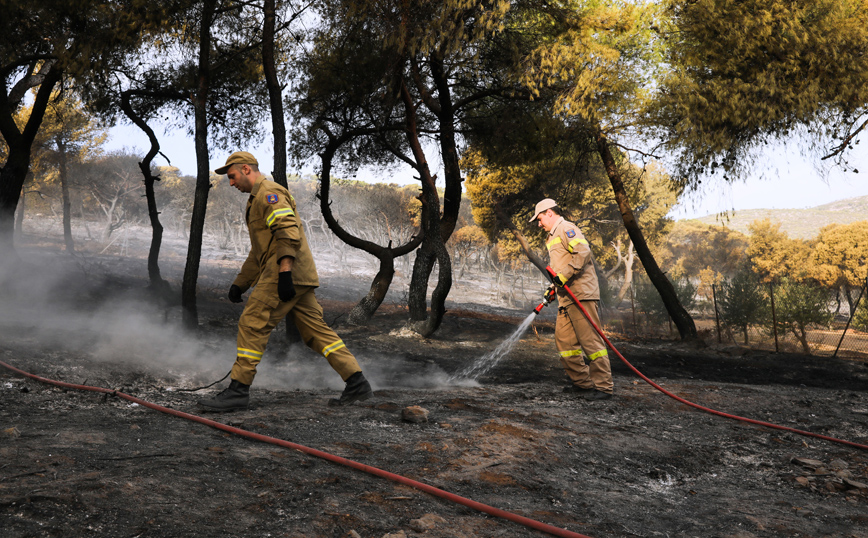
[0,359,592,538]
[543,266,868,452]
[3,290,866,537]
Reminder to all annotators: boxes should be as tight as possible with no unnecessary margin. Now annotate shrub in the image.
[635,274,697,325]
[772,278,834,354]
[717,264,770,345]
[850,297,868,333]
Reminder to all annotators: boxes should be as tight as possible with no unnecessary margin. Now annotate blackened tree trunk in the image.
[182,0,216,329]
[595,128,698,341]
[262,0,297,340]
[0,63,62,259]
[0,154,29,259]
[319,136,422,325]
[348,255,395,324]
[56,137,74,253]
[428,56,461,242]
[408,181,452,336]
[263,0,287,189]
[400,80,451,336]
[404,57,462,327]
[120,90,171,294]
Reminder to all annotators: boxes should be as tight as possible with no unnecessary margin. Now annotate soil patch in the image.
[2,249,868,538]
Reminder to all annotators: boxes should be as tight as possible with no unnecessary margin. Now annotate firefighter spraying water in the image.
[531,198,613,400]
[451,198,614,401]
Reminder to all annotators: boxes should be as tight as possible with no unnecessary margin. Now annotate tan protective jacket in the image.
[546,216,599,305]
[232,176,319,307]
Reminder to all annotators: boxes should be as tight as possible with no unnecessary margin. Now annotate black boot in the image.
[584,389,613,401]
[563,384,596,395]
[328,372,373,407]
[198,379,250,412]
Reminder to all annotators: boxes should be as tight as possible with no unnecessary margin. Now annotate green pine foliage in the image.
[635,274,697,324]
[717,264,770,345]
[655,0,868,184]
[851,298,868,333]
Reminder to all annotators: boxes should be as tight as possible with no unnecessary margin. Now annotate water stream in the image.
[448,311,538,382]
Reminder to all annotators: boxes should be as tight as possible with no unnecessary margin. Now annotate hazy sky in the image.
[104,124,867,221]
[669,140,868,219]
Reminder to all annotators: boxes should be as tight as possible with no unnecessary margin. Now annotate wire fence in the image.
[606,278,868,360]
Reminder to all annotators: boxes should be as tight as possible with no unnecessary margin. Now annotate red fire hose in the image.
[3,273,865,537]
[542,266,868,452]
[0,359,593,538]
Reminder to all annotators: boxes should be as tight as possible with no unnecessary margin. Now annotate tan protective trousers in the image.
[230,285,361,386]
[555,300,613,393]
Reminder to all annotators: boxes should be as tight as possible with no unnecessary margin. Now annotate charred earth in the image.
[2,248,868,538]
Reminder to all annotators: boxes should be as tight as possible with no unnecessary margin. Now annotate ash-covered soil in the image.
[2,248,868,538]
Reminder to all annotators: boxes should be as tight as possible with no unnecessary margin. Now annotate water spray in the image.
[449,280,557,382]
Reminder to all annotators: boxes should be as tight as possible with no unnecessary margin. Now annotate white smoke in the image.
[0,249,486,393]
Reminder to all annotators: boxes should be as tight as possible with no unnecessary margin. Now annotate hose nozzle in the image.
[532,285,557,314]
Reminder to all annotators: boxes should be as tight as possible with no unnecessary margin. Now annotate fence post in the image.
[712,282,721,344]
[770,281,779,353]
[833,274,868,358]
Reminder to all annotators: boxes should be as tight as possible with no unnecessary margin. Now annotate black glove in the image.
[278,271,296,302]
[228,284,243,303]
[552,274,567,287]
[544,284,557,304]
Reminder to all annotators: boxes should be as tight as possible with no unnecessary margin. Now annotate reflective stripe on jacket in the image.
[232,177,319,305]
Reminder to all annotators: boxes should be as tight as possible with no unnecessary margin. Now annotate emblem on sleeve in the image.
[266,194,279,204]
[566,229,576,238]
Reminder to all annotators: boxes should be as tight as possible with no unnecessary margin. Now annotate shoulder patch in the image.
[266,194,279,204]
[566,229,576,238]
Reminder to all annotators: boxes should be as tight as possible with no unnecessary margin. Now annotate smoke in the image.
[1,254,237,384]
[0,251,479,393]
[0,254,232,384]
[254,343,480,392]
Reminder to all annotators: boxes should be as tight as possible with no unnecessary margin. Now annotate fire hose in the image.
[536,265,868,452]
[2,273,865,537]
[0,359,593,538]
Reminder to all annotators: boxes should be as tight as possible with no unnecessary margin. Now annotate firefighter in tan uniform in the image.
[199,152,373,411]
[531,198,613,400]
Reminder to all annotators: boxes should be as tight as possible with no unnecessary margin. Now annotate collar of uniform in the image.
[548,216,565,236]
[249,175,265,197]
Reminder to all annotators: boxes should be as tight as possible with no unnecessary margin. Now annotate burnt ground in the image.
[2,247,868,538]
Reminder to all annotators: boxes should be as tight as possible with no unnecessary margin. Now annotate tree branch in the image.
[410,56,440,115]
[822,117,868,161]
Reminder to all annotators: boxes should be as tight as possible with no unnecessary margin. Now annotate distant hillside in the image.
[688,195,868,239]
